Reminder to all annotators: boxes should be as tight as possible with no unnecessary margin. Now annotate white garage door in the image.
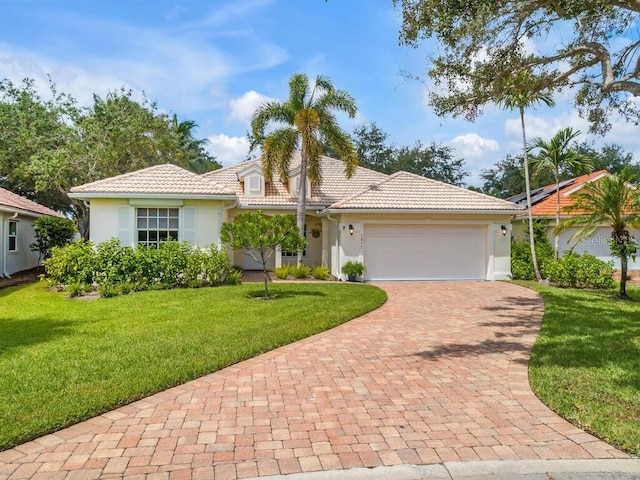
[364,224,487,280]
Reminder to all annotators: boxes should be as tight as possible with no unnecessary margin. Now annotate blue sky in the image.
[1,0,638,186]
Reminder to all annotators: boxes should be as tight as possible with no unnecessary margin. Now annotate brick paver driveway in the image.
[0,282,628,479]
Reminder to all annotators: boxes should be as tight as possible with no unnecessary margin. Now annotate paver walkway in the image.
[0,282,628,480]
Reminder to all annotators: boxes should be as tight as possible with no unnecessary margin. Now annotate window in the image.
[8,221,17,252]
[136,208,179,247]
[282,223,306,257]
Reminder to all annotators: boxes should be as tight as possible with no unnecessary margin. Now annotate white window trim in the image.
[135,207,181,247]
[246,174,264,197]
[8,220,18,253]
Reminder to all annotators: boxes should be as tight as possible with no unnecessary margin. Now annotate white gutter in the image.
[68,192,237,201]
[318,207,525,216]
[237,204,328,212]
[0,205,47,219]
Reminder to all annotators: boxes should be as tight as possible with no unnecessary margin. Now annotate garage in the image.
[363,224,488,280]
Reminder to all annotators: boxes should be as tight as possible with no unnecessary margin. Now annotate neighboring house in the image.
[0,187,65,277]
[509,170,640,270]
[69,154,524,281]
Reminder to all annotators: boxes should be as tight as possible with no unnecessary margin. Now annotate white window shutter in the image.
[118,206,131,245]
[182,206,197,246]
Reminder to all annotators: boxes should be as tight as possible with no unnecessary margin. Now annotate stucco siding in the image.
[3,214,39,275]
[87,198,225,248]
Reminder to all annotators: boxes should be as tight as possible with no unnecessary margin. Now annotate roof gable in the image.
[70,164,235,198]
[325,171,524,212]
[203,154,389,207]
[0,188,63,217]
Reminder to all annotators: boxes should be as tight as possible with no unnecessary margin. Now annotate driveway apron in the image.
[0,282,628,479]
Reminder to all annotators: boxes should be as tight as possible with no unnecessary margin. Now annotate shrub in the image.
[44,238,241,293]
[98,283,119,298]
[273,265,290,279]
[94,239,137,286]
[311,265,330,280]
[67,283,85,298]
[544,252,615,289]
[290,264,312,279]
[43,240,96,286]
[118,282,134,295]
[510,238,553,280]
[341,261,366,278]
[202,245,239,286]
[225,269,243,285]
[30,216,77,262]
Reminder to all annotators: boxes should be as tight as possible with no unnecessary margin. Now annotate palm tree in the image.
[529,127,594,260]
[251,73,358,265]
[561,171,640,299]
[497,72,555,281]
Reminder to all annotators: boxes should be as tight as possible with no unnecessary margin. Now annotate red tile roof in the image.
[529,170,610,217]
[0,187,64,217]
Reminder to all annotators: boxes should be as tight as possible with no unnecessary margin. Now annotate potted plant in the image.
[341,260,365,282]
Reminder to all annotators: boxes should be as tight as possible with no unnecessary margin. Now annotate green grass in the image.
[0,281,386,450]
[520,282,640,455]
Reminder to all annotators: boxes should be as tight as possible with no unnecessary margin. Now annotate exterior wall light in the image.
[501,225,507,236]
[349,224,354,236]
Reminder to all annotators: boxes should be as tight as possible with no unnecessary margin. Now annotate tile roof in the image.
[203,153,389,207]
[510,170,610,217]
[70,164,235,197]
[325,171,524,212]
[0,187,64,217]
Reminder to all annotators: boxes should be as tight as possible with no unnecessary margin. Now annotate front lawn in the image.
[0,281,386,450]
[522,282,640,455]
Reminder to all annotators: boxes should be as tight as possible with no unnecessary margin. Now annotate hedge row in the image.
[43,239,241,297]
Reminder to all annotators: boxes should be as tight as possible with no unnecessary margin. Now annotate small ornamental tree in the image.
[220,212,306,298]
[30,215,77,265]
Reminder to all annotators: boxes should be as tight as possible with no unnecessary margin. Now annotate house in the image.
[69,154,524,281]
[509,170,640,270]
[0,187,65,277]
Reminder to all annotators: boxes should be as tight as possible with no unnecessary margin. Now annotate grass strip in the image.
[521,281,640,455]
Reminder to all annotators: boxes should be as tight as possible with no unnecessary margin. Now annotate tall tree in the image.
[561,171,640,299]
[251,73,358,265]
[393,142,468,186]
[350,122,395,173]
[171,115,221,174]
[395,0,640,134]
[574,142,640,177]
[529,127,594,259]
[0,79,215,238]
[349,122,468,186]
[0,78,78,213]
[497,72,555,281]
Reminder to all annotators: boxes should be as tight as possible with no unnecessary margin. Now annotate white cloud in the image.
[229,91,274,125]
[207,134,250,166]
[450,133,499,159]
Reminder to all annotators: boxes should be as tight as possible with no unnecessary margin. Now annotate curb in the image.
[245,459,640,480]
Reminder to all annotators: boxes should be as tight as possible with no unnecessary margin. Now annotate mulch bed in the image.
[0,268,41,289]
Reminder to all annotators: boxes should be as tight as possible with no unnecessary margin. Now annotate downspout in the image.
[2,212,18,278]
[219,200,237,250]
[325,213,340,279]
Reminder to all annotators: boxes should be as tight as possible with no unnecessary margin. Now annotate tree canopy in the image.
[0,78,218,238]
[220,211,305,298]
[349,122,468,186]
[480,144,639,198]
[395,0,640,134]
